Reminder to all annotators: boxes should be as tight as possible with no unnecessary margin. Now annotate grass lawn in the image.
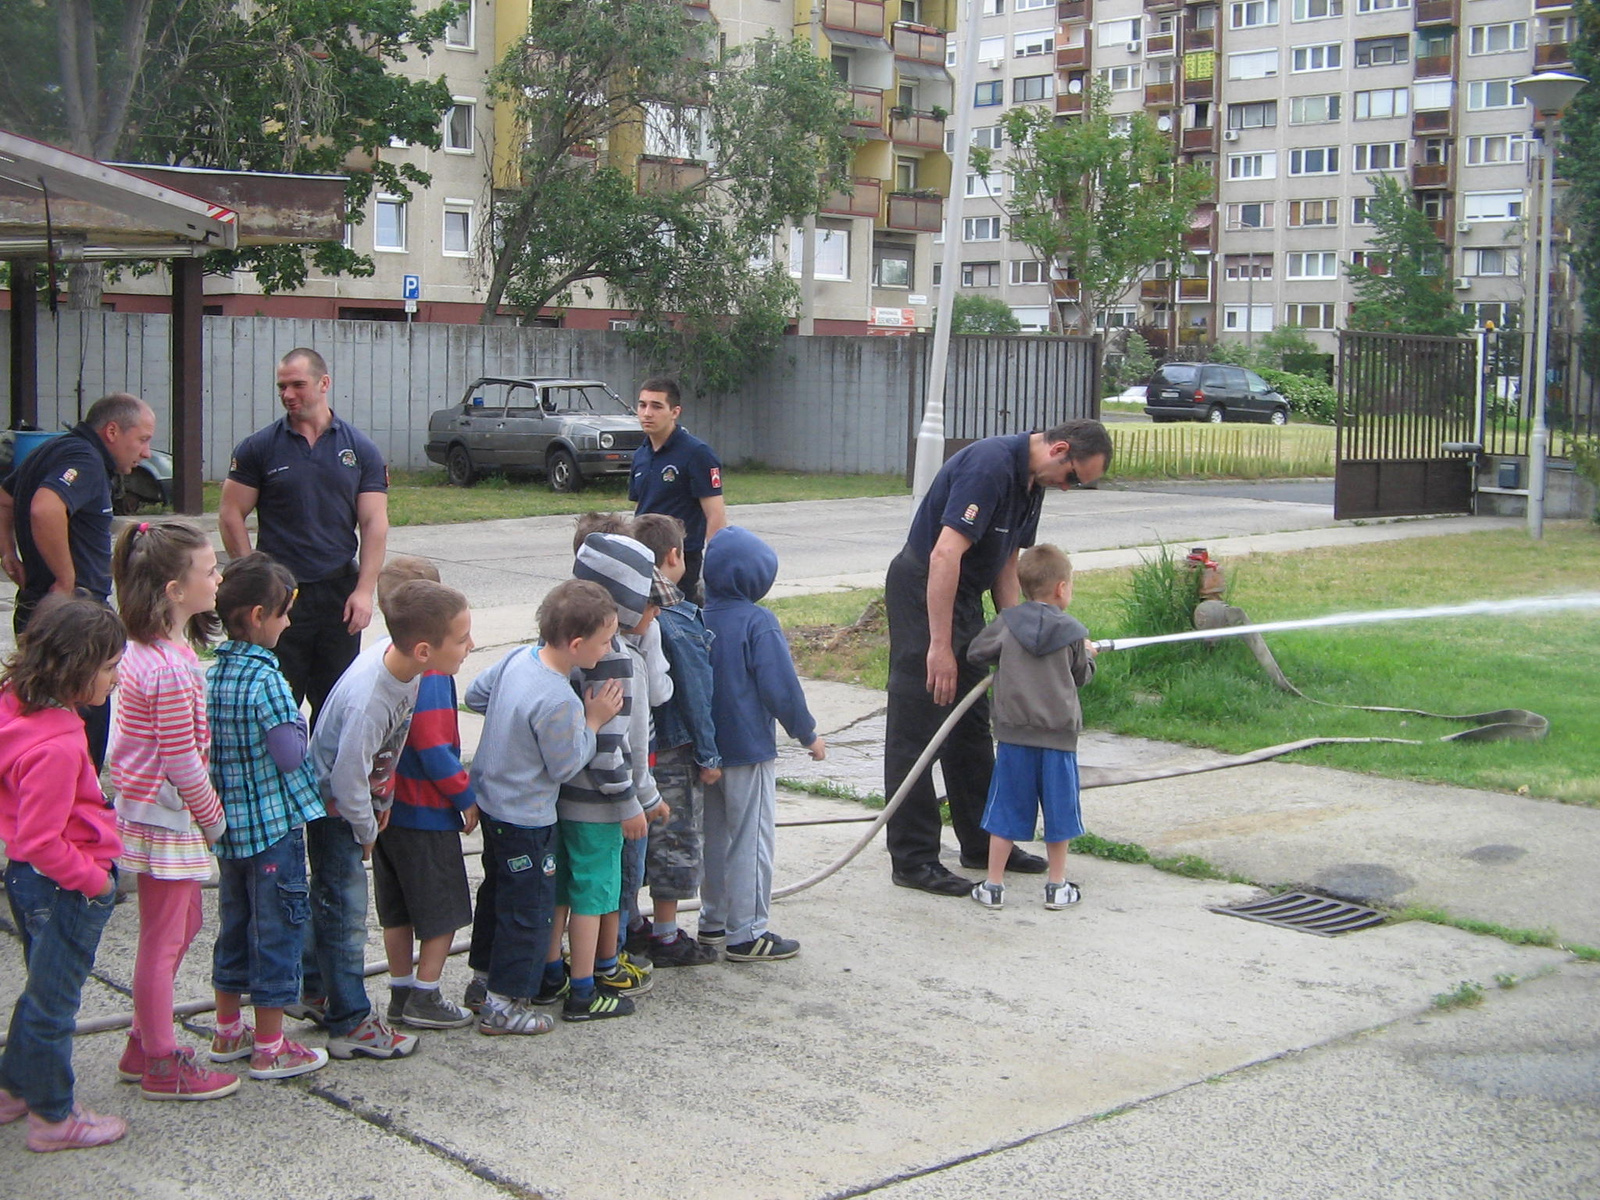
[1108,422,1334,480]
[772,526,1600,804]
[203,467,910,527]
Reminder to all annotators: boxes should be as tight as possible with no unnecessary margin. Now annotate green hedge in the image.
[1256,368,1337,424]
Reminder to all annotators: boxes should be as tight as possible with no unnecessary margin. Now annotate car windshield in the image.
[546,385,632,415]
[1157,365,1199,385]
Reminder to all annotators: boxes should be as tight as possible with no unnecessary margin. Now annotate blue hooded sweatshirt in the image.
[702,526,818,768]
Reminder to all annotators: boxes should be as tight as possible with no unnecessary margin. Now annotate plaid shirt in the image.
[207,640,324,859]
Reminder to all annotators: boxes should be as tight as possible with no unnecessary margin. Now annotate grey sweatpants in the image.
[700,760,776,947]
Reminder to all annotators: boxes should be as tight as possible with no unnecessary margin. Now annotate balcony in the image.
[637,155,707,193]
[1178,276,1210,301]
[1429,218,1451,242]
[1145,0,1180,11]
[885,191,943,232]
[848,86,887,131]
[889,108,945,149]
[1056,44,1089,69]
[1414,0,1458,26]
[1056,90,1086,116]
[1534,0,1573,8]
[1184,225,1215,254]
[1414,54,1453,79]
[1058,0,1092,21]
[1182,76,1214,102]
[823,0,886,38]
[892,22,946,67]
[1535,42,1575,69]
[1140,279,1171,300]
[1413,108,1453,135]
[1147,32,1176,54]
[822,176,882,220]
[1412,161,1452,189]
[1181,125,1217,152]
[1051,278,1082,302]
[1144,81,1176,106]
[1183,25,1214,50]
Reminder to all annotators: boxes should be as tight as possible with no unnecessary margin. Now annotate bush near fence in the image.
[1108,423,1334,480]
[1256,368,1338,424]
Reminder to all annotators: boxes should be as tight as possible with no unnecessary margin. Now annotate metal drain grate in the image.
[1210,891,1387,937]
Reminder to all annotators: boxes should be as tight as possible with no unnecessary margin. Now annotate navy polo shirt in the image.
[3,424,116,602]
[905,432,1043,595]
[228,415,387,583]
[629,425,722,553]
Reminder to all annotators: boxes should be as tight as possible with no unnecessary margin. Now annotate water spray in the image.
[1093,593,1600,654]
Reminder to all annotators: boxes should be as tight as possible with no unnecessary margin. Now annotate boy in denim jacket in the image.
[629,514,721,966]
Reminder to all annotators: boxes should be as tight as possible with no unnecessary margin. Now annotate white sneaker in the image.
[1044,881,1081,910]
[326,1014,418,1060]
[969,882,1005,909]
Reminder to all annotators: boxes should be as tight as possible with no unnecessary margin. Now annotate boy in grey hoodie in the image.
[965,544,1097,911]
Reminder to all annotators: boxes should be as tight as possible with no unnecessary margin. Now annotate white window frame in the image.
[965,171,1005,199]
[1228,101,1278,129]
[1289,146,1339,176]
[1096,18,1142,47]
[445,3,474,50]
[441,201,472,258]
[1011,259,1047,285]
[789,226,850,280]
[1291,94,1341,124]
[374,195,407,252]
[1468,23,1528,56]
[1284,302,1337,329]
[1014,29,1054,57]
[1464,247,1520,277]
[1292,0,1342,20]
[1291,43,1342,73]
[1230,0,1279,29]
[1100,65,1141,92]
[963,216,1003,241]
[978,36,1006,63]
[1015,0,1052,9]
[1412,81,1454,111]
[1465,134,1527,166]
[1228,49,1281,80]
[1228,152,1278,180]
[444,98,475,154]
[1353,89,1409,120]
[1356,0,1409,10]
[1353,142,1407,171]
[1224,304,1275,332]
[961,261,1002,287]
[1467,80,1522,111]
[1286,251,1338,280]
[1224,256,1273,280]
[1461,191,1525,222]
[1288,198,1338,227]
[1227,201,1275,229]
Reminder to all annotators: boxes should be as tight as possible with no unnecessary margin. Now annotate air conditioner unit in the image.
[1127,41,1143,53]
[1455,221,1472,234]
[1453,277,1472,290]
[1222,129,1240,141]
[985,58,1003,69]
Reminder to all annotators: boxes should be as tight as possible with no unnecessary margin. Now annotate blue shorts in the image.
[979,743,1083,844]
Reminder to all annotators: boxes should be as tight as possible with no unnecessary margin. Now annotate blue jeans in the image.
[467,818,557,1000]
[213,828,311,1010]
[301,816,372,1036]
[618,832,647,953]
[0,861,118,1122]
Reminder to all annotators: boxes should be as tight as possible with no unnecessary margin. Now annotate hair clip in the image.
[137,522,150,533]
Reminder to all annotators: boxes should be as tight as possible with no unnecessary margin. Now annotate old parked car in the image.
[1142,362,1290,425]
[424,377,645,492]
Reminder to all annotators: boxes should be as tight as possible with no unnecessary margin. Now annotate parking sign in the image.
[402,274,421,301]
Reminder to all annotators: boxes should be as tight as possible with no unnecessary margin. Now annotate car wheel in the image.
[547,448,583,494]
[446,444,477,487]
[1268,407,1289,427]
[112,468,165,516]
[1206,405,1226,424]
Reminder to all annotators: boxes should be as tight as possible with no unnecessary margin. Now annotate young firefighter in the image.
[966,544,1097,911]
[700,526,825,962]
[374,558,479,1031]
[304,579,474,1058]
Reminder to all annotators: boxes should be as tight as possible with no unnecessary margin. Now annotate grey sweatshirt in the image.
[310,638,418,846]
[967,601,1096,752]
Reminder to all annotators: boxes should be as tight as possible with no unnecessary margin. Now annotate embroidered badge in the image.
[60,468,78,485]
[962,503,979,524]
[542,853,557,876]
[339,448,358,468]
[661,465,679,483]
[229,456,239,473]
[507,855,534,873]
[709,466,721,490]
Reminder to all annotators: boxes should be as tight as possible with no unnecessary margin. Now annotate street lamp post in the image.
[1514,71,1587,540]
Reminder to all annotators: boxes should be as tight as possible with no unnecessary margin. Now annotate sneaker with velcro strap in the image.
[477,1000,556,1036]
[1044,881,1082,910]
[970,881,1005,909]
[562,989,635,1022]
[724,931,800,961]
[462,977,488,1014]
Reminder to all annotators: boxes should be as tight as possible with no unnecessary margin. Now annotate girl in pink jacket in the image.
[0,595,129,1151]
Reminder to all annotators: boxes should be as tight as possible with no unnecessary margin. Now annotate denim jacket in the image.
[652,601,721,770]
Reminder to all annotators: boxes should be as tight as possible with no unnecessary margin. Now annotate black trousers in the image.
[882,552,993,870]
[274,574,362,732]
[15,595,110,772]
[681,549,704,606]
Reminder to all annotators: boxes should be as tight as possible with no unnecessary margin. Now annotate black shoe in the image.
[892,861,977,896]
[960,847,1048,874]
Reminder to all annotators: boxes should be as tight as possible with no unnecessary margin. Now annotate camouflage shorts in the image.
[645,746,704,901]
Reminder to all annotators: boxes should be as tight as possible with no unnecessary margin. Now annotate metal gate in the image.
[1335,330,1478,520]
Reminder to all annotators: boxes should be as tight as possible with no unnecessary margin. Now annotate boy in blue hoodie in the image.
[700,526,825,961]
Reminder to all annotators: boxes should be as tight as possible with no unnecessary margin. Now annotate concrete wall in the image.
[1,313,1097,479]
[1475,457,1598,522]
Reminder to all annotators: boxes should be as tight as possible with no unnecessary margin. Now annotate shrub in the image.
[1256,367,1338,424]
[950,294,1022,334]
[1570,436,1600,525]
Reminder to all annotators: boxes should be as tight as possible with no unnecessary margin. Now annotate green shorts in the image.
[555,819,624,916]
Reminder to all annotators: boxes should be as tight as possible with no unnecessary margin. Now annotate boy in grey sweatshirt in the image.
[965,544,1097,912]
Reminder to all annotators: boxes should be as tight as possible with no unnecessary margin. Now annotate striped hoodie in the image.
[392,670,476,831]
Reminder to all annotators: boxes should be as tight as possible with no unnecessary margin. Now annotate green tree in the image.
[949,294,1022,334]
[985,82,1212,334]
[483,1,854,391]
[1561,4,1600,366]
[0,0,461,301]
[1345,176,1472,337]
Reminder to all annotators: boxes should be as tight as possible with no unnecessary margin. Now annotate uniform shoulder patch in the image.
[962,503,979,524]
[339,448,358,468]
[60,468,79,485]
[661,465,679,483]
[709,466,721,490]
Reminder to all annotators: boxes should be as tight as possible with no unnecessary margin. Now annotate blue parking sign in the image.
[402,274,421,301]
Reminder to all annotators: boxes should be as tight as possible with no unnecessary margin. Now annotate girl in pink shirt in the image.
[0,595,129,1151]
[108,521,237,1102]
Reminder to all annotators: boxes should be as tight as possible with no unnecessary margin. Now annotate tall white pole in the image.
[911,0,985,506]
[1527,126,1555,540]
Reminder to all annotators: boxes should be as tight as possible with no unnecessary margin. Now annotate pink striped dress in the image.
[110,638,225,881]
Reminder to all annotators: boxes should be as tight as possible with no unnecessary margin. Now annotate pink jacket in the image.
[0,690,121,897]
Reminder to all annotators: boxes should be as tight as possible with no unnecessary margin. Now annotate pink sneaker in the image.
[116,1033,146,1083]
[208,1022,255,1063]
[140,1048,241,1102]
[249,1038,329,1081]
[26,1105,128,1152]
[0,1089,27,1124]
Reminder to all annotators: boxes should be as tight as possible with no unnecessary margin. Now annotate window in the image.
[1420,137,1450,165]
[1224,255,1273,280]
[1352,196,1373,225]
[1288,199,1338,227]
[1227,201,1274,229]
[1285,303,1336,329]
[1014,29,1054,57]
[444,100,475,153]
[1356,0,1408,9]
[1292,0,1342,20]
[1462,191,1525,222]
[982,0,1003,11]
[1463,302,1515,329]
[975,126,1004,150]
[445,3,473,48]
[1228,101,1278,129]
[975,81,1003,106]
[1469,23,1527,55]
[1228,50,1281,80]
[900,0,921,21]
[962,261,1002,287]
[1099,65,1141,91]
[1014,75,1053,102]
[1224,305,1274,332]
[931,264,942,286]
[873,245,914,289]
[1465,134,1527,166]
[1289,146,1339,175]
[965,171,1004,198]
[1468,80,1522,111]
[964,216,1003,241]
[1287,251,1338,279]
[978,36,1006,63]
[1291,43,1341,72]
[442,204,472,257]
[895,157,918,193]
[1353,142,1406,170]
[375,196,406,251]
[1354,89,1409,120]
[1464,248,1520,277]
[644,103,713,162]
[789,226,850,279]
[1016,0,1052,9]
[1228,152,1278,180]
[1231,0,1279,28]
[1011,259,1047,284]
[1291,94,1341,124]
[1096,18,1142,46]
[1355,36,1408,67]
[1412,81,1454,111]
